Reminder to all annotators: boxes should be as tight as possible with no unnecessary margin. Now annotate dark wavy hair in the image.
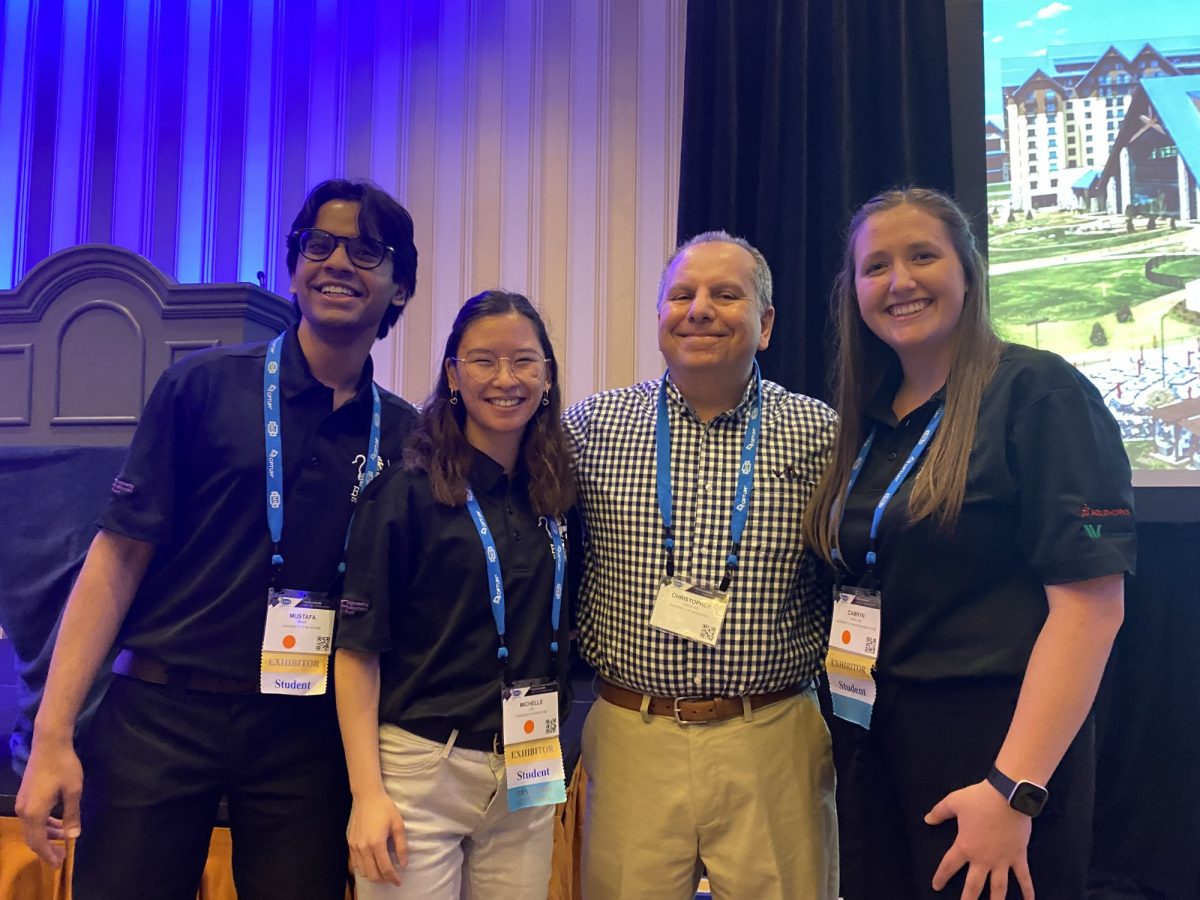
[403,290,576,517]
[285,178,418,339]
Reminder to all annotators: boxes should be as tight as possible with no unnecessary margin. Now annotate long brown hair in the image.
[802,187,1003,567]
[403,290,576,517]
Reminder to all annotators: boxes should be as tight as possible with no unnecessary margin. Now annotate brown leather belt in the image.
[599,680,799,724]
[113,649,258,695]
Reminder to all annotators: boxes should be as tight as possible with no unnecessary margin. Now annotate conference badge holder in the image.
[650,577,730,647]
[825,586,881,729]
[501,678,567,811]
[260,589,335,696]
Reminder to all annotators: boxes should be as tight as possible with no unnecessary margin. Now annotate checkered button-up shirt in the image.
[564,374,837,697]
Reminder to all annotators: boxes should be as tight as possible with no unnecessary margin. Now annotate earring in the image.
[541,391,550,407]
[450,390,458,405]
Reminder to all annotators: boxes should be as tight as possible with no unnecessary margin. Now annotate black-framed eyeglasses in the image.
[451,352,550,384]
[292,228,393,270]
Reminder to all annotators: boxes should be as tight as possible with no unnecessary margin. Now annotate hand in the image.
[924,780,1035,900]
[347,790,408,885]
[14,736,84,867]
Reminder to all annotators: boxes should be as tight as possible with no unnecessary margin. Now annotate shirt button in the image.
[887,451,897,461]
[693,675,703,686]
[310,457,320,467]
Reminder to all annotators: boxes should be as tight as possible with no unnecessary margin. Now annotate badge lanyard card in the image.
[826,405,943,728]
[260,333,382,696]
[648,364,762,647]
[465,491,568,811]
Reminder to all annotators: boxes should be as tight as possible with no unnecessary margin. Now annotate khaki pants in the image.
[581,690,838,900]
[355,725,554,900]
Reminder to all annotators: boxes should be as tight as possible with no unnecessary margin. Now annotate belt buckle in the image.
[672,695,710,725]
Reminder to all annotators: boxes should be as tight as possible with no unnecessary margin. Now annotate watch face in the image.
[1011,782,1049,817]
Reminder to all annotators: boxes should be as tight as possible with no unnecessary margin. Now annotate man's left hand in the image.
[924,780,1035,900]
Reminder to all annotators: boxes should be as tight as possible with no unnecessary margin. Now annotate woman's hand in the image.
[924,780,1034,900]
[347,789,408,886]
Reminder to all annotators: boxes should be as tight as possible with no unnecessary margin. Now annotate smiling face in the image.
[289,199,407,342]
[657,241,775,381]
[852,204,967,374]
[446,311,551,467]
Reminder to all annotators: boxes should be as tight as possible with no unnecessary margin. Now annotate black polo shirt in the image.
[336,450,568,737]
[837,343,1135,684]
[99,327,416,681]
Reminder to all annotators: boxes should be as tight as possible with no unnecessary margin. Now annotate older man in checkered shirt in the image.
[564,231,839,900]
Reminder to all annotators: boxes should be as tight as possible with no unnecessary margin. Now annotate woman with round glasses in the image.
[334,290,576,898]
[802,188,1134,900]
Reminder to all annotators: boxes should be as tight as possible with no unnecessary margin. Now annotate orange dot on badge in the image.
[840,630,852,645]
[523,720,535,735]
[282,635,297,649]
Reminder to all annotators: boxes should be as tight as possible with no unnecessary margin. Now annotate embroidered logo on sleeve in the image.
[1079,504,1132,539]
[111,478,135,496]
[339,597,370,616]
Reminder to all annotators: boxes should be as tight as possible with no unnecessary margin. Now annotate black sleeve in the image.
[1010,371,1137,585]
[97,365,198,545]
[336,469,410,653]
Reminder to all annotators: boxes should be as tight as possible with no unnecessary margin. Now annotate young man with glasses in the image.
[16,179,419,900]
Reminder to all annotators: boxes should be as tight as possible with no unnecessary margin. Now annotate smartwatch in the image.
[987,766,1048,817]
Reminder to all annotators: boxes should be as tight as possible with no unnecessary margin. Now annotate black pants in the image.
[832,677,1095,900]
[74,675,351,900]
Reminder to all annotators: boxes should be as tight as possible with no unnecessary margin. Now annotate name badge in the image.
[825,586,881,729]
[501,679,566,811]
[649,578,730,647]
[260,589,335,696]
[501,678,560,745]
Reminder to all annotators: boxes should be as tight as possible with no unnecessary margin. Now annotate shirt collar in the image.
[865,367,946,427]
[468,448,516,496]
[279,326,377,410]
[663,370,759,423]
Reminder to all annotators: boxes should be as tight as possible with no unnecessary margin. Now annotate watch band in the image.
[986,765,1018,799]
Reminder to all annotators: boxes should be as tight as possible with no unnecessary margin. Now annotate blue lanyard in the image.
[464,489,566,667]
[262,333,381,578]
[831,403,944,569]
[656,362,762,592]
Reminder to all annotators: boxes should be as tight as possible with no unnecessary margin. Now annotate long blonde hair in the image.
[802,188,1003,567]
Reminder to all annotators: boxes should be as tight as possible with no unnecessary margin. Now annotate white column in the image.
[1179,154,1192,222]
[1119,146,1132,213]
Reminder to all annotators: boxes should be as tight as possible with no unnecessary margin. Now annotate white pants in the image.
[355,724,555,900]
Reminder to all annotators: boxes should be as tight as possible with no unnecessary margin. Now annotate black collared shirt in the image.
[336,451,568,736]
[837,344,1136,683]
[99,327,417,681]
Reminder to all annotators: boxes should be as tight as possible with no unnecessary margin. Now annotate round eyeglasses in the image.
[291,228,393,270]
[451,352,549,384]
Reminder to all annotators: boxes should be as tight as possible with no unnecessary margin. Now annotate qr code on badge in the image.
[699,624,716,642]
[545,717,558,735]
[863,635,877,655]
[316,635,331,653]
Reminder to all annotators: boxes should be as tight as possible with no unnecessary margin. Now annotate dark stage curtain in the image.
[678,0,958,398]
[679,3,1199,898]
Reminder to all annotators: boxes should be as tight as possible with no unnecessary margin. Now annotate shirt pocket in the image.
[742,470,814,564]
